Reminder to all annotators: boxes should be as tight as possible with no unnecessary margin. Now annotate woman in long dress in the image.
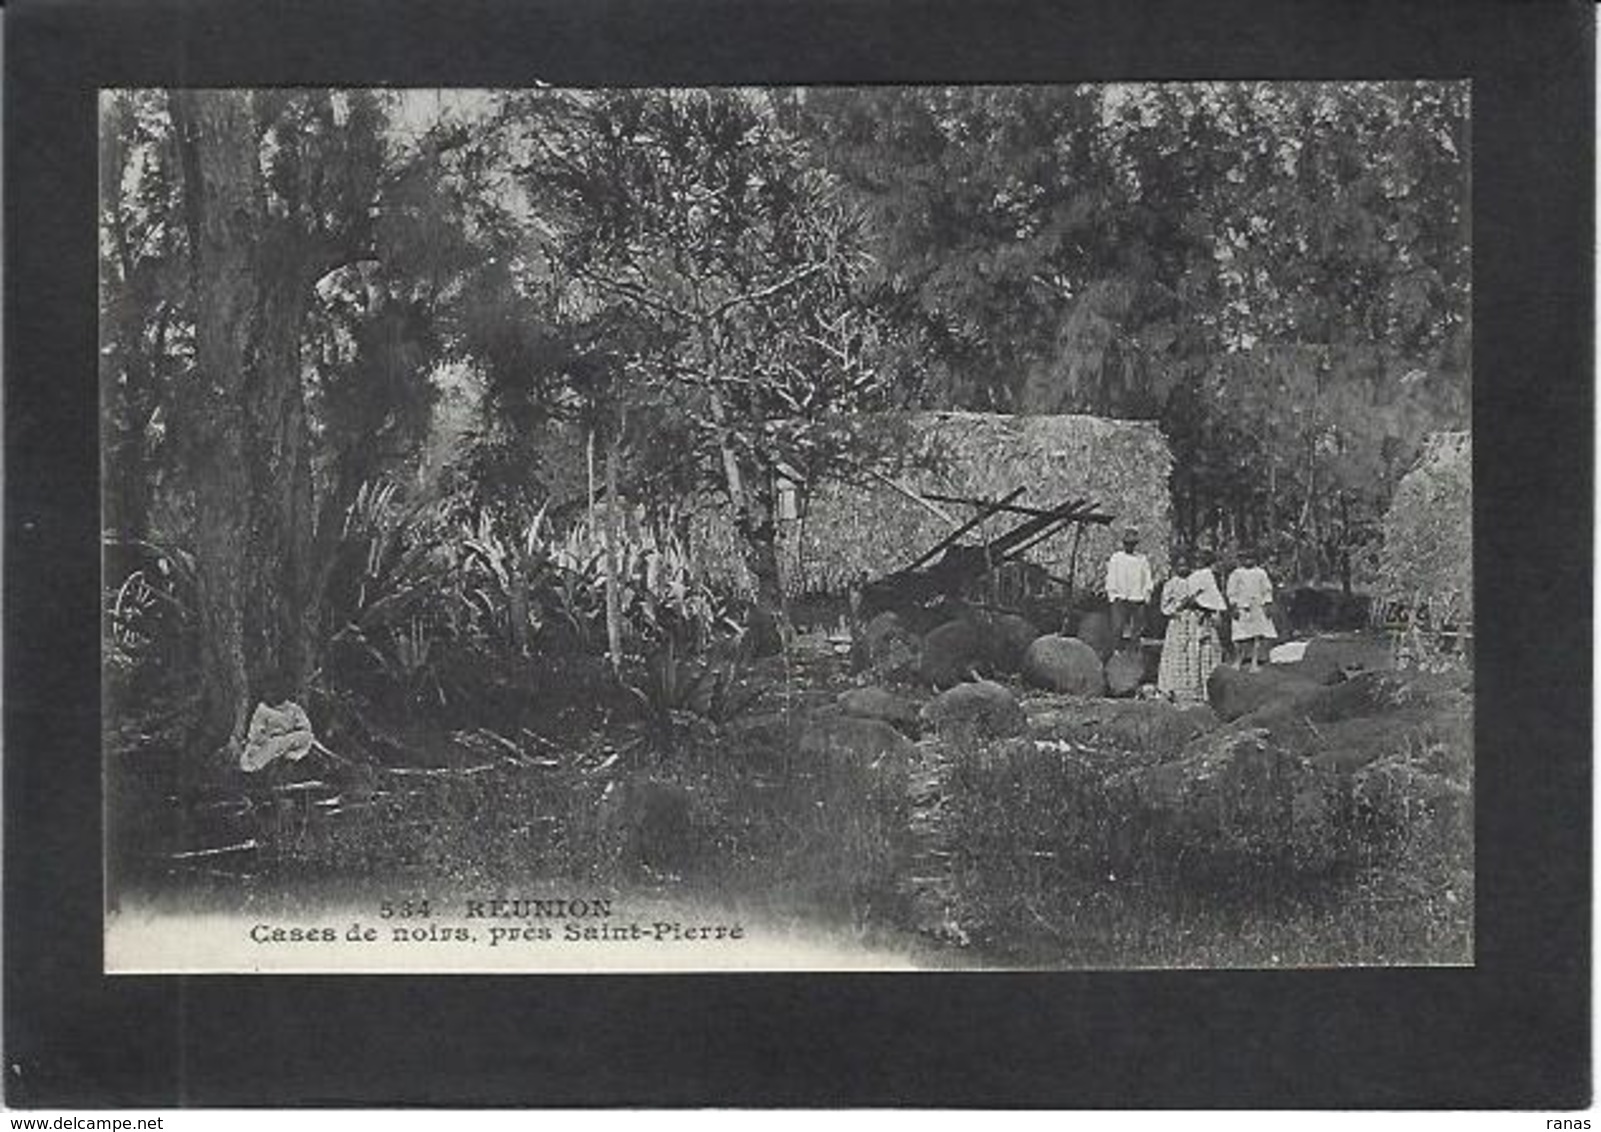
[1157,552,1226,704]
[1226,546,1277,671]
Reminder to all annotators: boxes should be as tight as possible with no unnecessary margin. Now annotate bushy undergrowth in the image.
[105,474,776,898]
[105,482,1471,966]
[932,686,1473,965]
[104,475,759,755]
[116,698,913,941]
[315,479,749,720]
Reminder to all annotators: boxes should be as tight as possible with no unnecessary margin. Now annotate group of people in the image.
[1103,528,1277,705]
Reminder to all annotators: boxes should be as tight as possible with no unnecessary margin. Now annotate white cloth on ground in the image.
[1269,640,1308,664]
[240,700,316,772]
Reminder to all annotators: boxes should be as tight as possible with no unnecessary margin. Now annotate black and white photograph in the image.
[100,82,1474,973]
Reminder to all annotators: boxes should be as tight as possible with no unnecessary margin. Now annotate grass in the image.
[924,680,1472,967]
[108,640,1473,969]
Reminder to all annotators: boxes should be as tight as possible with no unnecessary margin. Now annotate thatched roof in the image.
[1379,430,1471,623]
[695,411,1174,598]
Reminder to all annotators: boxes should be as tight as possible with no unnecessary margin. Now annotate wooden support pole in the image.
[899,486,1026,574]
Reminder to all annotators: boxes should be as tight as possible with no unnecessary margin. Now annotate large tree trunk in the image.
[173,91,317,755]
[742,493,784,616]
[702,379,785,652]
[736,479,786,658]
[242,277,317,696]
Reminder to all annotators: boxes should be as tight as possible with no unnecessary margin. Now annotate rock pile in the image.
[1118,669,1472,873]
[919,619,987,688]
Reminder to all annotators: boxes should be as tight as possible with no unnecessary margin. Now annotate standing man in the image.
[1105,526,1154,653]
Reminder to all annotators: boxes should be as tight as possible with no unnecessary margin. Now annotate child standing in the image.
[1226,547,1277,671]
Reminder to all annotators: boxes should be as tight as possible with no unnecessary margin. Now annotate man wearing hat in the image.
[1104,526,1154,653]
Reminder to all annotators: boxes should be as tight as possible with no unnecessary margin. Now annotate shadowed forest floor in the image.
[108,632,1472,970]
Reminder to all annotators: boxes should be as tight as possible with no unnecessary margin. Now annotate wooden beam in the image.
[920,491,1086,520]
[1001,507,1116,560]
[986,497,1096,559]
[899,486,1026,573]
[866,469,956,524]
[1001,516,1080,560]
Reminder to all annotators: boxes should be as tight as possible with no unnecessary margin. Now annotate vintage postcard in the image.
[101,82,1473,973]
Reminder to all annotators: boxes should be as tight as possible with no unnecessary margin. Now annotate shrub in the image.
[928,680,1472,959]
[319,480,461,708]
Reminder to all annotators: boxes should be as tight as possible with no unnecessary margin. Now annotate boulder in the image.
[857,611,921,680]
[836,686,922,735]
[1236,669,1451,731]
[1104,651,1145,698]
[1297,634,1396,685]
[919,679,1028,739]
[1226,670,1471,762]
[1073,609,1116,660]
[1117,726,1340,872]
[797,713,918,798]
[984,612,1042,674]
[1206,664,1323,722]
[1028,698,1219,762]
[1022,634,1106,696]
[1114,670,1472,877]
[1351,757,1472,844]
[1298,669,1441,724]
[920,618,987,688]
[799,712,918,764]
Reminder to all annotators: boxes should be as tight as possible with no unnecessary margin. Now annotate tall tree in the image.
[799,81,1470,582]
[106,89,504,752]
[167,90,385,751]
[497,88,913,625]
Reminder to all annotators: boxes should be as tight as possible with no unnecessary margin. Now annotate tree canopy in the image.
[100,81,1470,754]
[797,82,1469,579]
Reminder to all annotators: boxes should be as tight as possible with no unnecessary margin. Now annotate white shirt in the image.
[1227,565,1274,610]
[1105,550,1154,602]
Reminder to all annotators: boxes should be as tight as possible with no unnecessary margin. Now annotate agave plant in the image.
[321,479,458,698]
[626,633,761,739]
[337,482,452,629]
[458,501,584,655]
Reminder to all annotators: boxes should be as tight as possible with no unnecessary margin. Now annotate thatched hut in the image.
[695,411,1173,602]
[1379,430,1472,632]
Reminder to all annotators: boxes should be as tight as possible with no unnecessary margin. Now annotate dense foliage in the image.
[798,83,1469,583]
[100,82,1469,760]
